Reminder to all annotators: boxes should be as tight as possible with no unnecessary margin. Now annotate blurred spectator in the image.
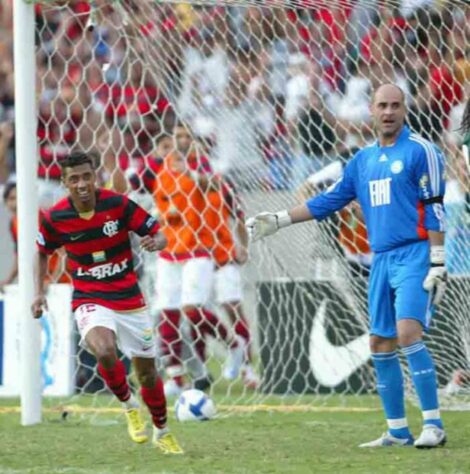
[0,181,17,291]
[211,64,271,189]
[0,121,14,183]
[37,87,81,208]
[408,69,443,143]
[262,97,293,189]
[292,63,337,182]
[297,86,336,165]
[444,148,470,275]
[446,82,470,146]
[337,57,372,127]
[284,53,336,123]
[177,24,229,136]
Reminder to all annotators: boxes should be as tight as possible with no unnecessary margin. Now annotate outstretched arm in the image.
[247,158,358,242]
[246,204,314,242]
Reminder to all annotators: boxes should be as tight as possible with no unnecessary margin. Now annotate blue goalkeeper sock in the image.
[403,341,443,429]
[372,351,411,439]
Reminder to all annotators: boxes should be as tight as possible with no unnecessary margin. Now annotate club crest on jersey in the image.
[103,219,119,237]
[391,160,404,174]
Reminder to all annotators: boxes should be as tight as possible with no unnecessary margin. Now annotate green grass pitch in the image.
[1,396,470,474]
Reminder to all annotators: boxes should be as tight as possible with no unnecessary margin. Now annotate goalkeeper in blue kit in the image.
[247,84,448,448]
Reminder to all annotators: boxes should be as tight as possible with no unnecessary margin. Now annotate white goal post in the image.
[13,0,41,425]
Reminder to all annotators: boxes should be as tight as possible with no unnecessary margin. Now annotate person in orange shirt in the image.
[338,202,371,277]
[202,178,259,387]
[152,123,244,397]
[0,182,18,291]
[0,182,71,293]
[297,150,372,276]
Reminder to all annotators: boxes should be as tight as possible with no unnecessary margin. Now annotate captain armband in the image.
[422,196,444,205]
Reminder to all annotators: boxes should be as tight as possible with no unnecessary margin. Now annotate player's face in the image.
[63,163,96,206]
[5,187,17,214]
[156,136,173,158]
[371,86,406,140]
[174,126,192,156]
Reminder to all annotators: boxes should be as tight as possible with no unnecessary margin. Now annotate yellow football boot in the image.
[153,430,184,454]
[125,408,148,444]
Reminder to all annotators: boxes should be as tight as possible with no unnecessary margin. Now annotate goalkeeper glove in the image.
[246,210,291,242]
[423,245,447,306]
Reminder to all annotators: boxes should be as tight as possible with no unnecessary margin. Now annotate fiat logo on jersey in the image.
[103,220,119,237]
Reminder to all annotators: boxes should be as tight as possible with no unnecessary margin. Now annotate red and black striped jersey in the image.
[37,188,160,312]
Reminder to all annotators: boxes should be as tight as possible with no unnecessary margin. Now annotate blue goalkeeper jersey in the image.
[306,126,446,253]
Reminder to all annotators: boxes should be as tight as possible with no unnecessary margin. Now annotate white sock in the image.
[154,426,169,438]
[122,393,140,410]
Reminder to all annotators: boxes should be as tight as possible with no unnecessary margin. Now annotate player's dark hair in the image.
[461,98,470,135]
[156,133,172,144]
[174,120,190,130]
[2,180,16,202]
[60,152,95,174]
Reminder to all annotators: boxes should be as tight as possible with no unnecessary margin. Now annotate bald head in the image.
[372,83,406,105]
[370,83,407,145]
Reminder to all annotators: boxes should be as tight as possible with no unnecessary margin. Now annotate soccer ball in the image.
[174,389,216,422]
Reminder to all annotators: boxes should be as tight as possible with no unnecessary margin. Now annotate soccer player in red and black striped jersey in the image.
[31,152,183,454]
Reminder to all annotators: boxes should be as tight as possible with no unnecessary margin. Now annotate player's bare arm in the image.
[140,232,167,252]
[31,251,49,319]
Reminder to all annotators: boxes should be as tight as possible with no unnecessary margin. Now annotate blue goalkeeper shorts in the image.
[368,240,433,339]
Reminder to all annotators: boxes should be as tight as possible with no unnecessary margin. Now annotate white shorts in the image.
[74,304,156,359]
[155,257,214,310]
[215,263,243,304]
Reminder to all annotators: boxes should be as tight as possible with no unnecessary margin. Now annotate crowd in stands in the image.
[0,0,468,276]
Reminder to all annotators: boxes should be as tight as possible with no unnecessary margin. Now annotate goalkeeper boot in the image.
[414,425,447,449]
[125,408,149,444]
[359,432,414,448]
[153,428,184,454]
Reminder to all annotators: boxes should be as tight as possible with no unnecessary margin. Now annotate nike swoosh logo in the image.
[70,233,85,241]
[309,300,370,387]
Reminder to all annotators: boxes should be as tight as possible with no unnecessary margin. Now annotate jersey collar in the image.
[375,125,410,149]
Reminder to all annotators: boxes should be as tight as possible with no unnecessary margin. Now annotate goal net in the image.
[27,0,470,415]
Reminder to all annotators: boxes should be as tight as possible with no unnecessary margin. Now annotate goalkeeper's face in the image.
[371,84,406,140]
[63,163,97,207]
